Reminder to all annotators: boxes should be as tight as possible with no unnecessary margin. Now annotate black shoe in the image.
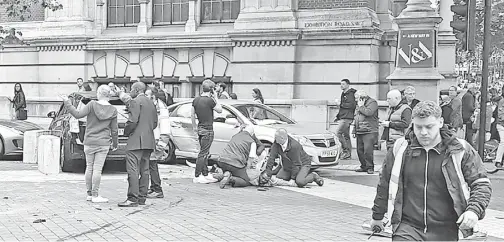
[367,169,374,174]
[138,199,146,205]
[313,173,324,186]
[341,153,351,160]
[118,200,139,207]
[147,191,164,199]
[355,168,367,172]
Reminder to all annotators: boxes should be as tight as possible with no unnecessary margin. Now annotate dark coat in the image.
[13,91,26,111]
[462,90,476,123]
[354,96,379,134]
[265,136,311,179]
[125,94,158,150]
[336,88,357,121]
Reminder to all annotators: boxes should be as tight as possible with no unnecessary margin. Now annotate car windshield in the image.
[232,104,295,125]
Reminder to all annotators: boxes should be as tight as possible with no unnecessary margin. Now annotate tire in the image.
[160,139,177,164]
[60,136,75,172]
[0,136,4,160]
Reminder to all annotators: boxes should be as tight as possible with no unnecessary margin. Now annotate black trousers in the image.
[465,122,475,147]
[392,222,458,241]
[356,133,377,170]
[217,161,250,187]
[196,128,214,177]
[149,159,163,193]
[126,149,152,202]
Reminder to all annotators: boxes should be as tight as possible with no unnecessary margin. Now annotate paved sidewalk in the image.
[332,149,387,172]
[0,162,388,241]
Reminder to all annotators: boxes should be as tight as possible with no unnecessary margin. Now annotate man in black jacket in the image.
[262,129,324,187]
[462,83,477,146]
[334,79,356,160]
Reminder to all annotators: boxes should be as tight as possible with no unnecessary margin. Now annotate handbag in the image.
[17,109,27,120]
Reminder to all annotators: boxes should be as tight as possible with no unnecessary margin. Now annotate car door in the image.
[169,103,199,154]
[210,107,241,155]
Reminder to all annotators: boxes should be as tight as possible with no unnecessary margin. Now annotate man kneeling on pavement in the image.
[216,126,324,188]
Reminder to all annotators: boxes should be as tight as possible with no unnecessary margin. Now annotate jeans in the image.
[276,166,315,188]
[495,124,504,164]
[84,145,110,197]
[196,127,214,177]
[465,122,475,147]
[126,149,152,202]
[336,119,353,154]
[356,132,377,171]
[392,222,458,241]
[149,159,163,193]
[217,161,250,187]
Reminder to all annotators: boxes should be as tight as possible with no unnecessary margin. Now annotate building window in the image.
[108,0,141,27]
[201,0,239,23]
[153,0,189,25]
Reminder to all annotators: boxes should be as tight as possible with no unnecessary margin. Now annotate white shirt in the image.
[281,139,288,152]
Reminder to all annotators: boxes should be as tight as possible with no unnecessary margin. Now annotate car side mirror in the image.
[225,118,239,126]
[47,111,56,119]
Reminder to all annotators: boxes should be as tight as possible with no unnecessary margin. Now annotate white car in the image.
[161,99,341,168]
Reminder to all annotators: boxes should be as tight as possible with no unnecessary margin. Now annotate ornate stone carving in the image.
[233,39,296,47]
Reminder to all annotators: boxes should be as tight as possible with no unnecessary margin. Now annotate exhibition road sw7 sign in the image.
[397,30,436,68]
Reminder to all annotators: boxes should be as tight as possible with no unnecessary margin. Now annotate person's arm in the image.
[389,108,412,130]
[358,99,378,117]
[372,148,396,220]
[249,142,258,159]
[339,92,356,110]
[191,106,197,132]
[265,143,280,177]
[64,100,91,119]
[253,134,265,156]
[212,97,223,113]
[124,100,140,136]
[110,116,119,149]
[461,145,492,220]
[153,106,158,130]
[19,92,26,109]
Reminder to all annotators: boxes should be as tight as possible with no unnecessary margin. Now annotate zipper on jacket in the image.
[424,151,429,234]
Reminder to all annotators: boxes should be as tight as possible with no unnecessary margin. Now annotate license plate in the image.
[321,149,338,157]
[118,129,124,136]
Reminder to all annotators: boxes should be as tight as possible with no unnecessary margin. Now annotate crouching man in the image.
[370,101,491,241]
[217,125,265,188]
[262,129,324,188]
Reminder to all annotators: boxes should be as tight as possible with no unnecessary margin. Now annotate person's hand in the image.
[357,99,365,107]
[380,121,390,127]
[457,210,479,230]
[370,219,385,233]
[59,95,69,102]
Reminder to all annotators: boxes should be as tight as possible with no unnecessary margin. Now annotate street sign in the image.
[397,30,436,68]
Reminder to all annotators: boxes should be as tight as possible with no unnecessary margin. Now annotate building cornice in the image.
[301,28,384,41]
[228,29,300,47]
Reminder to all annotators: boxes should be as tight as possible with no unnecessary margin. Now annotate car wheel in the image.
[160,139,177,164]
[60,136,75,172]
[0,136,4,160]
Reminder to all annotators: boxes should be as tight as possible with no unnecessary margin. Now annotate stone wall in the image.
[298,0,374,10]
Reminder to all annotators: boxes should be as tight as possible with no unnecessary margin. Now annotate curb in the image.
[330,164,383,172]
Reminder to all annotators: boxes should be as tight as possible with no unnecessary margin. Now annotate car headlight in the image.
[294,136,315,147]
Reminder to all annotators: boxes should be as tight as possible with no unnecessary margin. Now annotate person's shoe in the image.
[118,200,138,207]
[496,162,503,168]
[193,176,211,184]
[147,189,154,194]
[147,191,164,199]
[91,196,109,203]
[367,169,374,174]
[138,199,146,205]
[220,171,232,189]
[313,173,324,187]
[340,152,351,160]
[86,196,92,202]
[204,174,218,183]
[355,168,367,172]
[213,173,224,182]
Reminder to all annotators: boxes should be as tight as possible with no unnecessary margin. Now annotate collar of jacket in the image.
[405,125,464,156]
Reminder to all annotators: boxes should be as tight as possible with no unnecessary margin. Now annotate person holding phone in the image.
[191,79,222,184]
[353,90,379,174]
[59,85,119,203]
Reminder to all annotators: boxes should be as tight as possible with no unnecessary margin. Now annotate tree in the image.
[0,0,62,46]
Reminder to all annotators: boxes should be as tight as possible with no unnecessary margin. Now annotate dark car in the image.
[47,92,130,172]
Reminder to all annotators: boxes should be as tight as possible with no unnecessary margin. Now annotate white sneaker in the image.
[193,176,210,184]
[204,174,218,183]
[86,196,92,201]
[91,196,109,203]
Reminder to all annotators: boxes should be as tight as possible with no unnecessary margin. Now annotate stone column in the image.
[437,0,458,89]
[376,0,393,30]
[233,0,296,30]
[137,0,152,34]
[95,0,105,34]
[185,0,198,32]
[386,0,444,102]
